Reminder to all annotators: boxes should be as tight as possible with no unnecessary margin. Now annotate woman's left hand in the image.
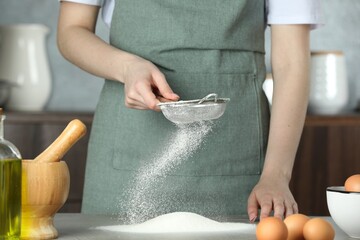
[247,174,298,222]
[246,25,310,223]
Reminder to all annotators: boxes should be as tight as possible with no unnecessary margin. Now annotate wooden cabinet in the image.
[290,114,360,216]
[4,111,360,215]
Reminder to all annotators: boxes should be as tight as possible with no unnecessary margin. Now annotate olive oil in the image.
[0,109,22,240]
[0,159,21,240]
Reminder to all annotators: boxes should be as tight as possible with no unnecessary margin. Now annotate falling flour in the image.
[97,212,256,234]
[123,121,214,224]
[98,121,255,235]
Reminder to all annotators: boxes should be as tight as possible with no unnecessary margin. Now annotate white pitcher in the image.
[309,51,349,115]
[0,24,51,111]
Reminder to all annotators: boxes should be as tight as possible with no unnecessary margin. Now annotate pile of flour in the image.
[124,121,214,223]
[97,212,255,234]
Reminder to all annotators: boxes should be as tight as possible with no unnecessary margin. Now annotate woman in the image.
[57,0,321,222]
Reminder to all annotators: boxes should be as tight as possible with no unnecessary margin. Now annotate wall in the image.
[311,0,360,110]
[1,0,359,111]
[0,0,108,111]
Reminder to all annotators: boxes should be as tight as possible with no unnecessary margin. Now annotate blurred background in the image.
[0,0,359,111]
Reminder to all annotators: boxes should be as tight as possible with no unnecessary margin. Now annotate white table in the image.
[54,214,351,240]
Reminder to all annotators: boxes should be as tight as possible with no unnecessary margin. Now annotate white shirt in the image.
[61,0,322,29]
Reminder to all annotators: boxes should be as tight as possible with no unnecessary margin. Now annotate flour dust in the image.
[123,121,214,224]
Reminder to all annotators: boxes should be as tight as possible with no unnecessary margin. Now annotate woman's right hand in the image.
[122,56,179,111]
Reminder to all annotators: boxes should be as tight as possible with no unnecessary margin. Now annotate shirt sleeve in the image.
[59,0,112,28]
[60,0,103,6]
[267,0,322,29]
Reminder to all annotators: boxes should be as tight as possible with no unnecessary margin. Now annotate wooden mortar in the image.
[21,160,70,239]
[21,119,86,239]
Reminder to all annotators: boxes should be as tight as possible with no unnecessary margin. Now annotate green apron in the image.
[82,0,269,220]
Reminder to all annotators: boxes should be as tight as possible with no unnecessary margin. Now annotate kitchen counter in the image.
[53,214,350,240]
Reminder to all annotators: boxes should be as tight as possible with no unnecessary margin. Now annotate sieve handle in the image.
[198,93,218,104]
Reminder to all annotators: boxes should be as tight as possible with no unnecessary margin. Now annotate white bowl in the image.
[327,186,360,238]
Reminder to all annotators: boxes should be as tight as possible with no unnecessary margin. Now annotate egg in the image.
[344,174,360,192]
[303,218,335,240]
[256,217,288,240]
[284,213,310,240]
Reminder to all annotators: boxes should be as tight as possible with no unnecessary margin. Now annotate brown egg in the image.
[256,217,288,240]
[303,218,335,240]
[345,174,360,192]
[284,214,310,240]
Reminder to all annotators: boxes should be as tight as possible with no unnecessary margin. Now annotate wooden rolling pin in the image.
[34,119,87,163]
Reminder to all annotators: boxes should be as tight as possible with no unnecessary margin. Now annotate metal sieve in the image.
[158,93,230,124]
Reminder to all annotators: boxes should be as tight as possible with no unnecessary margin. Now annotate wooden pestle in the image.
[34,119,87,163]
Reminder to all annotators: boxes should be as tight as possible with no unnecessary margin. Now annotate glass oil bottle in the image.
[0,108,22,240]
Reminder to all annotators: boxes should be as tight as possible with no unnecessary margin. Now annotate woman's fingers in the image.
[285,200,298,218]
[247,191,259,222]
[259,195,273,220]
[126,71,179,110]
[135,82,160,110]
[260,197,297,220]
[152,70,179,101]
[123,59,179,110]
[272,198,285,220]
[248,183,299,222]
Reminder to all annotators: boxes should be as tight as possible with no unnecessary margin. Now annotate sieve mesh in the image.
[158,93,230,124]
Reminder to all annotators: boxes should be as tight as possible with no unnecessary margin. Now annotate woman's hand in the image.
[247,174,298,222]
[122,56,179,111]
